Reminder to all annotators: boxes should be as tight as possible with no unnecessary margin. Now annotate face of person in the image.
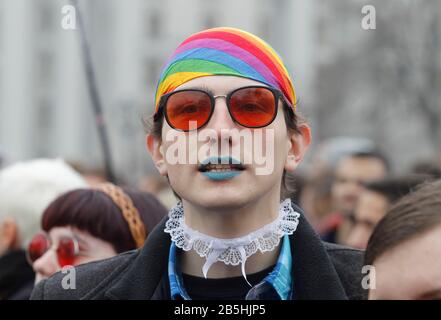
[32,226,117,284]
[148,75,310,211]
[369,225,441,300]
[331,156,387,215]
[345,190,390,249]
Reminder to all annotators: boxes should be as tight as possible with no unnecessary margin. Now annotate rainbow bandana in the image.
[154,27,296,114]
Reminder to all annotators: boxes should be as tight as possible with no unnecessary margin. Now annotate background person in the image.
[330,150,389,243]
[365,179,441,300]
[29,183,167,284]
[345,175,428,249]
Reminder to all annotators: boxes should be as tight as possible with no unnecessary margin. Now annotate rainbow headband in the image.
[154,27,296,114]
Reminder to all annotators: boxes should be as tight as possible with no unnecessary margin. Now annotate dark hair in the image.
[42,188,167,253]
[411,160,441,178]
[349,150,390,172]
[363,175,431,204]
[364,179,441,266]
[143,99,305,200]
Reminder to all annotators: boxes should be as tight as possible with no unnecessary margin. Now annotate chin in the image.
[189,190,253,211]
[35,274,48,285]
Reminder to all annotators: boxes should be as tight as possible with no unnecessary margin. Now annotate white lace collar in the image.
[164,198,300,282]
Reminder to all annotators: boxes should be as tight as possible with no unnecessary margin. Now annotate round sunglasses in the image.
[27,232,79,267]
[155,86,285,131]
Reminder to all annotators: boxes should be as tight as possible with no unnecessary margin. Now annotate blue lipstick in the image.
[201,171,241,181]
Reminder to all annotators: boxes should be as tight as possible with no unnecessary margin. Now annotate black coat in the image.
[31,205,366,300]
[0,250,35,300]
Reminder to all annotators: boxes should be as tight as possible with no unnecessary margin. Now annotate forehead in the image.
[371,225,441,299]
[49,226,75,238]
[49,226,89,242]
[175,75,269,93]
[336,156,386,178]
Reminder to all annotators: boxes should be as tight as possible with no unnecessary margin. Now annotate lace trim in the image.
[164,198,300,280]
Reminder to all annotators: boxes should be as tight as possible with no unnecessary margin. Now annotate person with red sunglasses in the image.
[32,27,365,300]
[28,183,167,284]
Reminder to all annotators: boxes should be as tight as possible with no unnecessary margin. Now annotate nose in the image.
[209,95,238,130]
[32,249,60,283]
[202,95,238,145]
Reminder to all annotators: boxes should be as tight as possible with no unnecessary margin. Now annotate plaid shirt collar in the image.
[168,234,293,300]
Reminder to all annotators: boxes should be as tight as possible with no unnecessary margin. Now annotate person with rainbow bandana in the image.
[31,27,364,300]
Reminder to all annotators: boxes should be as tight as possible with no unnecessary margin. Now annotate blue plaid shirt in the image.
[168,234,293,300]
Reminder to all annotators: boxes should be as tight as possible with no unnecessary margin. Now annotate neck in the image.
[180,190,283,278]
[180,244,281,278]
[183,191,281,238]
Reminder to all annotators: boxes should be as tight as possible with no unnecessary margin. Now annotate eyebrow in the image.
[185,85,215,95]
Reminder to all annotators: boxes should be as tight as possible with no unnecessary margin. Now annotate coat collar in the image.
[105,203,347,300]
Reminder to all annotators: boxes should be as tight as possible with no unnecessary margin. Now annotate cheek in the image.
[167,165,192,191]
[266,124,290,168]
[161,138,192,182]
[161,130,191,166]
[334,183,349,195]
[245,128,288,180]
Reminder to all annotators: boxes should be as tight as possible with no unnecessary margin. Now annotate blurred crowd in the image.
[0,136,440,300]
[287,137,441,250]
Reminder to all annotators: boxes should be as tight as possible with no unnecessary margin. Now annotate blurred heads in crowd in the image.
[331,151,389,216]
[329,151,389,243]
[312,136,376,173]
[345,176,428,249]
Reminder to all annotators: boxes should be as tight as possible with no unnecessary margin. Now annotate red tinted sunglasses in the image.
[27,232,79,267]
[155,86,285,131]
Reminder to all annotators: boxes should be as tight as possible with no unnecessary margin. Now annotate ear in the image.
[146,134,168,176]
[0,217,20,251]
[284,124,311,172]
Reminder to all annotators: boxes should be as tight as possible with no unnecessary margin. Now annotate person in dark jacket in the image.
[32,27,365,300]
[0,249,34,300]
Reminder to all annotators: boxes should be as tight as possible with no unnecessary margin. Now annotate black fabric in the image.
[31,204,366,300]
[181,265,274,300]
[0,249,35,300]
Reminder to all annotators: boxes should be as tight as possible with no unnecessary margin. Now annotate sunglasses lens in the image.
[229,87,276,127]
[166,90,212,131]
[57,237,77,267]
[27,233,49,263]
